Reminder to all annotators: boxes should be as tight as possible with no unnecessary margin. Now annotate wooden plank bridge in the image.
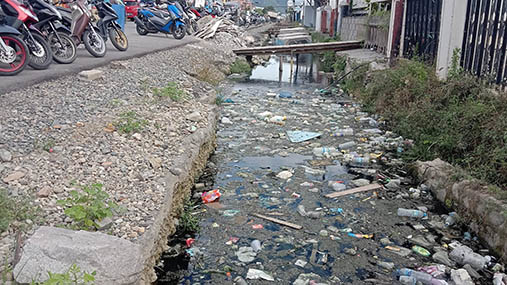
[233,40,363,56]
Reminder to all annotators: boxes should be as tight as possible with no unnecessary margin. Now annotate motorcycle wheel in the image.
[83,29,106,58]
[26,33,52,70]
[109,26,128,51]
[136,23,148,36]
[172,24,185,40]
[0,34,29,76]
[48,32,77,64]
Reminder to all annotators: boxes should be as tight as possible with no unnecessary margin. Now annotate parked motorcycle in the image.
[1,0,52,69]
[172,0,196,35]
[0,17,29,75]
[134,2,185,39]
[29,0,77,64]
[93,0,128,51]
[57,0,106,57]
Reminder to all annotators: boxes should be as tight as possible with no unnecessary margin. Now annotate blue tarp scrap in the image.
[286,131,322,143]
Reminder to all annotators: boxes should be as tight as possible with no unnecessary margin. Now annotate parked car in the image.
[124,0,139,20]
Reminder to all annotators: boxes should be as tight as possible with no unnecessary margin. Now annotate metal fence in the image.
[461,0,507,85]
[402,0,442,62]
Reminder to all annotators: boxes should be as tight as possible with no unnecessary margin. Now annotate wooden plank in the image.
[233,41,363,56]
[252,213,302,230]
[324,183,383,199]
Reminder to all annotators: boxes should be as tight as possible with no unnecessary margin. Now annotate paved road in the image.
[0,22,197,94]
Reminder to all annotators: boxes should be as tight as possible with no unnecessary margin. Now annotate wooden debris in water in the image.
[252,213,302,230]
[324,183,383,199]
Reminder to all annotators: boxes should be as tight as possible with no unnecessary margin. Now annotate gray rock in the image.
[170,167,183,176]
[95,217,113,230]
[36,186,52,198]
[186,111,202,122]
[13,226,142,284]
[0,149,12,162]
[78,69,103,81]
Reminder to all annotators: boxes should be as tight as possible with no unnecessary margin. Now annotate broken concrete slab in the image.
[79,69,103,81]
[13,226,143,284]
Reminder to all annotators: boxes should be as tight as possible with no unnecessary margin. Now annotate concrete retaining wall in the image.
[138,102,218,284]
[415,159,507,262]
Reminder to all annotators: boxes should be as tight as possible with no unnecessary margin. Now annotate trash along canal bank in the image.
[155,57,507,284]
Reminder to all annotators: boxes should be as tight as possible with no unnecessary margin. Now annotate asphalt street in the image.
[0,22,197,94]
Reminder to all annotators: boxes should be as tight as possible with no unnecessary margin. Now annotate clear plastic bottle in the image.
[350,155,370,166]
[444,212,457,227]
[397,208,427,218]
[399,276,417,285]
[397,268,448,285]
[450,245,490,270]
[339,141,356,150]
[312,147,337,157]
[332,128,354,137]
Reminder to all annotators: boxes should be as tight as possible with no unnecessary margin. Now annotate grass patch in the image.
[0,189,39,233]
[178,198,200,233]
[229,59,252,74]
[311,32,340,43]
[113,111,147,134]
[152,82,187,102]
[343,58,507,190]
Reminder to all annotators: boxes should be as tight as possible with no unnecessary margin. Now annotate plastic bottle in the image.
[397,268,448,285]
[412,245,431,256]
[399,276,417,285]
[297,205,307,216]
[350,155,370,166]
[338,141,356,150]
[444,212,457,227]
[332,128,354,137]
[397,208,427,218]
[312,147,337,157]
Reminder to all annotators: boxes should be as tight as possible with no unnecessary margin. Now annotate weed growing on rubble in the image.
[229,59,251,74]
[153,82,187,102]
[0,188,39,233]
[57,183,117,231]
[179,198,200,233]
[32,264,95,284]
[113,111,148,134]
[342,58,507,190]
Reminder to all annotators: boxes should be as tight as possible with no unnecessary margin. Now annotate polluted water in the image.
[154,56,505,284]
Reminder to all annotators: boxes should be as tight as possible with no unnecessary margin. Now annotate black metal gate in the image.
[462,0,507,85]
[402,0,442,62]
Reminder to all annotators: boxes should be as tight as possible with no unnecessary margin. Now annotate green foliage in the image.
[215,94,225,106]
[0,189,39,233]
[41,138,55,152]
[57,183,117,231]
[448,48,464,80]
[345,59,507,190]
[33,264,96,285]
[311,32,340,43]
[152,82,187,102]
[178,198,200,233]
[113,111,147,134]
[332,55,347,76]
[262,5,275,14]
[229,59,252,74]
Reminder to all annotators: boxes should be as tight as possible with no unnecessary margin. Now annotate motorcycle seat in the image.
[150,9,170,18]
